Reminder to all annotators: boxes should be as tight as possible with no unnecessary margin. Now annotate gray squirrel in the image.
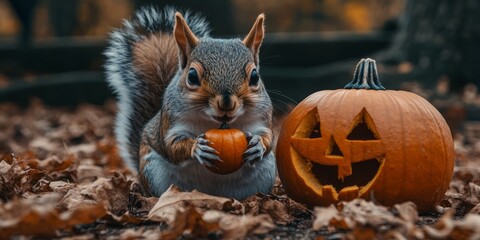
[104,7,276,199]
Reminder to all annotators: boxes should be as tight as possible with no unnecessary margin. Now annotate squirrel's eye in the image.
[187,68,200,87]
[249,68,259,87]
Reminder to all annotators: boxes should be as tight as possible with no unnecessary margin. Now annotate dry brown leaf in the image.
[463,183,480,205]
[243,194,292,225]
[37,154,76,172]
[105,211,148,225]
[148,186,274,239]
[312,199,423,239]
[0,157,46,200]
[60,203,108,227]
[160,206,219,239]
[49,180,76,194]
[203,210,275,239]
[97,138,126,171]
[76,161,107,183]
[0,193,63,238]
[58,172,132,215]
[148,185,243,224]
[394,202,424,239]
[0,192,106,238]
[440,166,480,214]
[339,199,403,227]
[118,227,163,240]
[128,183,158,216]
[469,203,480,214]
[312,205,345,230]
[424,211,480,239]
[451,214,480,239]
[29,137,60,154]
[347,227,379,240]
[67,143,97,157]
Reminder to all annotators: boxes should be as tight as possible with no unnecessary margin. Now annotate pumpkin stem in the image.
[345,58,385,90]
[220,122,229,129]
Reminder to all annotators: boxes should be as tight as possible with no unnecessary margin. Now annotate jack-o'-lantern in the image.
[276,58,454,211]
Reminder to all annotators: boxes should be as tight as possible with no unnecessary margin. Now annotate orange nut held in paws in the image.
[204,127,248,175]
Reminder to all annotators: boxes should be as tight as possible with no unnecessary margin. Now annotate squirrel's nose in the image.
[217,94,237,112]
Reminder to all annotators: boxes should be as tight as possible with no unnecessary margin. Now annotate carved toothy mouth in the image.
[310,157,384,192]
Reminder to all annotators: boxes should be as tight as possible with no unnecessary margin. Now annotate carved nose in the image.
[217,94,236,112]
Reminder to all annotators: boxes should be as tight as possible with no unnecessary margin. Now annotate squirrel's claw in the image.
[193,134,221,167]
[243,133,265,166]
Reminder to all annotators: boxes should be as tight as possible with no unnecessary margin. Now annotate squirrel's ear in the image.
[174,12,199,68]
[243,13,265,66]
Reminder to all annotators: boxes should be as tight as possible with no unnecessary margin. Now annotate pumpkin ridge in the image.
[413,91,452,208]
[402,92,437,208]
[404,92,436,208]
[387,91,407,200]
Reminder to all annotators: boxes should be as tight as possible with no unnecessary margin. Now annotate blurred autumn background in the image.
[1,0,479,134]
[1,0,480,238]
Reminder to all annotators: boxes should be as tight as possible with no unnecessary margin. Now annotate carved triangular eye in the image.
[347,108,379,140]
[293,108,321,138]
[309,123,321,138]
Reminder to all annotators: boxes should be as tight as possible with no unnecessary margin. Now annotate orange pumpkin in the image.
[204,124,247,175]
[276,58,454,211]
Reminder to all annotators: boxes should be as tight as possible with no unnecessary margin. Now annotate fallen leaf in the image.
[243,194,293,225]
[148,186,274,239]
[0,157,46,200]
[312,199,423,238]
[58,172,132,216]
[469,203,480,214]
[0,193,106,238]
[128,183,158,217]
[203,210,275,239]
[0,193,63,238]
[424,211,480,239]
[60,203,108,227]
[32,154,75,172]
[49,181,76,195]
[76,161,106,183]
[160,206,219,239]
[118,227,163,240]
[312,205,343,230]
[148,185,243,224]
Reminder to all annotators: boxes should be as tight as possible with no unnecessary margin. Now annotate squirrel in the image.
[104,7,276,200]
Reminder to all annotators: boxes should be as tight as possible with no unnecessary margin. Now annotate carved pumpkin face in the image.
[276,59,455,211]
[289,106,387,203]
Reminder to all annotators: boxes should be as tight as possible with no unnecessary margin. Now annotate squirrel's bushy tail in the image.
[104,7,210,171]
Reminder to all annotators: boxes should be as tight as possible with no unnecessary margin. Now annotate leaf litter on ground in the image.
[0,100,479,239]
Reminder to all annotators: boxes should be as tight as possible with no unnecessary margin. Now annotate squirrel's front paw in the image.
[243,132,266,166]
[192,134,221,168]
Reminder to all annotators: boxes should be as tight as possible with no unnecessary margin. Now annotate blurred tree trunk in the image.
[8,0,38,44]
[381,0,480,92]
